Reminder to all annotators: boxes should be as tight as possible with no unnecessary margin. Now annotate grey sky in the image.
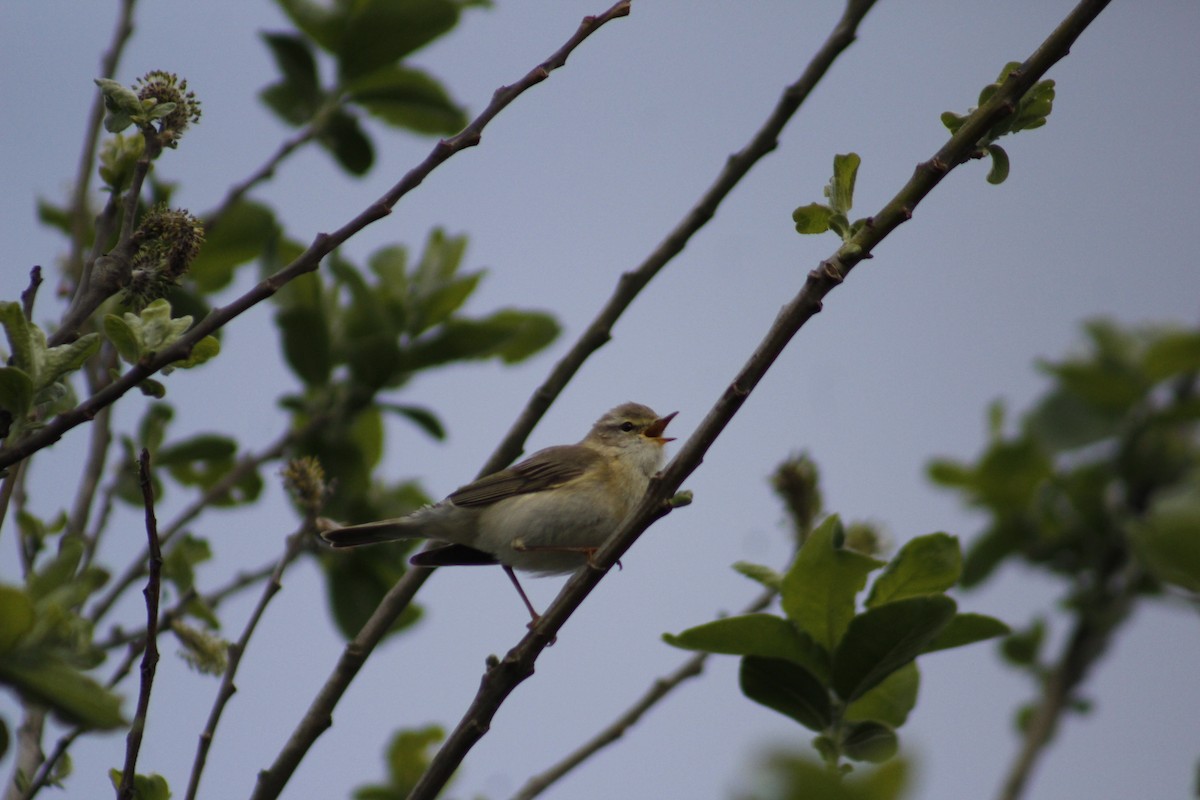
[2,2,1198,799]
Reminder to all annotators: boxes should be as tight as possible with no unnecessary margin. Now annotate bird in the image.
[319,402,678,621]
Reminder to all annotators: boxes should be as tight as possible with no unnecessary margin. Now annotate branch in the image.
[117,449,163,800]
[995,561,1143,800]
[480,0,879,477]
[183,527,308,800]
[0,1,632,474]
[510,588,776,800]
[66,0,136,279]
[407,2,1114,795]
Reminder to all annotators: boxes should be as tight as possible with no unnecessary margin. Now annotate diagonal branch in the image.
[407,1,1113,796]
[0,1,633,474]
[183,526,308,800]
[480,0,879,477]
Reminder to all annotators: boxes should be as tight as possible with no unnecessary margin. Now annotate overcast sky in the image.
[2,2,1198,799]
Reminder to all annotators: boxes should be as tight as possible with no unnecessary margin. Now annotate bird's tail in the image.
[318,516,425,548]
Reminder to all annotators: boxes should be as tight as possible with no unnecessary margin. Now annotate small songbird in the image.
[320,402,678,620]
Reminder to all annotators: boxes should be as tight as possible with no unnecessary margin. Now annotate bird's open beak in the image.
[644,411,678,442]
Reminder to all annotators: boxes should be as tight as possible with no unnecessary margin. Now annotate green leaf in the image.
[781,515,885,652]
[277,305,333,385]
[381,404,446,440]
[353,725,444,799]
[940,111,967,135]
[108,770,171,800]
[1023,386,1124,453]
[0,302,99,393]
[866,533,962,608]
[94,78,141,133]
[842,720,899,763]
[832,595,956,702]
[0,367,34,420]
[262,32,321,104]
[0,657,125,729]
[323,548,422,640]
[1133,479,1200,591]
[318,109,374,175]
[845,662,919,728]
[28,537,84,600]
[985,144,1010,185]
[1000,618,1045,666]
[103,299,193,365]
[827,153,861,216]
[732,561,782,591]
[792,203,832,235]
[176,335,220,369]
[337,0,461,82]
[163,534,213,594]
[1143,330,1200,382]
[404,310,559,370]
[408,272,483,336]
[346,65,466,135]
[922,612,1010,654]
[273,0,343,52]
[739,656,831,732]
[0,586,34,652]
[191,200,278,292]
[664,614,828,683]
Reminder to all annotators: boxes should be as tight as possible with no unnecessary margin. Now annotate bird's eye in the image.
[620,421,635,432]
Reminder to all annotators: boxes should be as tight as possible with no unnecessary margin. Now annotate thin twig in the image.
[204,123,321,236]
[407,3,1114,795]
[19,267,43,320]
[117,449,163,800]
[510,588,776,800]
[995,562,1143,800]
[184,526,308,800]
[66,0,136,282]
[0,1,631,474]
[480,0,879,477]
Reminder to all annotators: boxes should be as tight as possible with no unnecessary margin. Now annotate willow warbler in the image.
[320,402,677,619]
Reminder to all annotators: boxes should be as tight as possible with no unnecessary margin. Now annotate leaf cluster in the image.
[940,61,1056,185]
[792,153,869,253]
[929,319,1200,591]
[665,517,1008,776]
[261,0,476,174]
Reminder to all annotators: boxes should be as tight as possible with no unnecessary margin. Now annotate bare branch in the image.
[996,561,1142,800]
[19,266,42,321]
[184,527,308,800]
[407,2,1114,795]
[117,449,163,800]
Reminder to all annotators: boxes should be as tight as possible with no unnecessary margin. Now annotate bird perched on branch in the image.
[320,402,678,622]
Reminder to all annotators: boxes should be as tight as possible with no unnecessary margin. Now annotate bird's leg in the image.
[503,565,542,627]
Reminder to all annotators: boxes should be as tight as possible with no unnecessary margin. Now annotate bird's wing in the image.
[447,445,601,507]
[409,543,498,567]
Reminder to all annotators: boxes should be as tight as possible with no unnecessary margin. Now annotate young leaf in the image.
[664,614,828,683]
[921,612,1010,654]
[841,720,899,763]
[827,153,861,216]
[865,533,962,608]
[0,367,34,421]
[732,561,782,591]
[986,144,1010,185]
[739,656,832,732]
[845,662,919,729]
[832,595,956,702]
[0,657,125,730]
[792,203,833,235]
[781,515,884,652]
